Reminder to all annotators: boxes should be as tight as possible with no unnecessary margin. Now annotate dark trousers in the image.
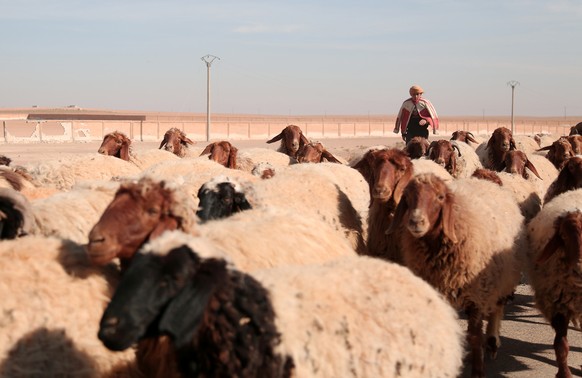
[405,116,429,144]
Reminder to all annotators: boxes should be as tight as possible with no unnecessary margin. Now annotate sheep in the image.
[567,134,582,154]
[0,165,60,200]
[266,124,309,159]
[404,136,430,159]
[235,147,296,173]
[533,133,556,149]
[543,156,582,204]
[199,140,239,169]
[98,131,180,170]
[426,139,461,176]
[451,130,480,146]
[296,141,343,164]
[158,127,199,157]
[22,153,141,191]
[568,121,582,135]
[251,161,276,179]
[513,134,542,154]
[501,150,542,180]
[87,177,199,269]
[476,126,517,171]
[196,175,253,221]
[525,189,582,378]
[450,140,484,178]
[0,235,138,377]
[98,234,465,378]
[0,187,35,239]
[197,162,370,255]
[537,137,575,170]
[0,180,122,244]
[387,173,526,377]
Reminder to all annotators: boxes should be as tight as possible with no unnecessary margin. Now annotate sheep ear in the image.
[158,258,228,349]
[266,132,283,144]
[183,137,195,145]
[526,160,542,180]
[149,215,179,239]
[300,133,309,146]
[386,197,408,235]
[321,150,341,164]
[393,166,413,204]
[120,142,130,161]
[227,146,238,169]
[510,138,517,150]
[441,193,458,243]
[159,135,168,149]
[200,144,214,156]
[536,146,552,152]
[537,233,563,264]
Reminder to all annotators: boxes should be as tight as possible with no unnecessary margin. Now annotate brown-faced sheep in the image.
[404,136,430,159]
[426,139,461,176]
[476,127,517,171]
[568,121,582,136]
[266,124,309,159]
[352,147,413,263]
[158,127,198,157]
[199,140,238,169]
[98,131,179,170]
[387,173,526,377]
[537,137,575,170]
[451,130,480,145]
[567,134,582,154]
[0,236,138,377]
[502,150,542,180]
[526,189,582,378]
[296,141,343,163]
[543,156,582,204]
[98,235,464,378]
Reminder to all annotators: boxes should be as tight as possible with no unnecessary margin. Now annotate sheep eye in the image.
[147,207,160,215]
[437,194,445,201]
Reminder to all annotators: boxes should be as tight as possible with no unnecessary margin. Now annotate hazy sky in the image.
[1,0,581,117]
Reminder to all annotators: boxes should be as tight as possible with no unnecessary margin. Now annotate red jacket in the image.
[395,98,439,135]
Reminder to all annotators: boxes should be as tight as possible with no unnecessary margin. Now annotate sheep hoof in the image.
[486,336,499,359]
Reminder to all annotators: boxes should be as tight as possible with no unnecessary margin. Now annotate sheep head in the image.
[266,125,309,158]
[200,141,238,169]
[404,136,430,159]
[544,157,582,203]
[352,148,413,206]
[98,131,132,161]
[87,178,184,267]
[486,127,516,171]
[159,128,195,157]
[297,142,341,164]
[569,122,582,136]
[387,173,457,243]
[538,138,574,170]
[451,130,478,144]
[196,176,252,221]
[566,135,582,154]
[537,211,582,266]
[99,245,204,351]
[427,140,461,175]
[502,150,542,180]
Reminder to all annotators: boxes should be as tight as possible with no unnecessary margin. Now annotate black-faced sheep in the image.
[266,124,309,159]
[98,237,465,378]
[158,127,198,158]
[296,141,343,164]
[199,140,238,169]
[0,236,138,377]
[387,173,526,377]
[526,189,582,378]
[476,127,517,171]
[196,175,253,221]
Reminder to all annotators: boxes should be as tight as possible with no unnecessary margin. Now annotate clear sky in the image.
[1,0,581,118]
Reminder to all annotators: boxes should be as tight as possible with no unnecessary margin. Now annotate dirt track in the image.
[1,135,581,377]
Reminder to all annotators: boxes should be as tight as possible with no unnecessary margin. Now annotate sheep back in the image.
[451,140,483,178]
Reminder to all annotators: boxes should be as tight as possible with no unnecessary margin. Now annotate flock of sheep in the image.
[0,122,581,377]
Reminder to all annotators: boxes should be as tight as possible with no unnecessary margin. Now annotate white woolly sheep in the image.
[235,147,296,173]
[0,236,138,377]
[387,173,526,377]
[98,236,465,378]
[22,153,140,191]
[0,166,60,200]
[450,140,484,178]
[526,189,582,377]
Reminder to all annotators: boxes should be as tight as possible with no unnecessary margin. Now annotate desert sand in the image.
[1,135,581,378]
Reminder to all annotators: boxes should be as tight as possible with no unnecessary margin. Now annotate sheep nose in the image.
[98,148,106,155]
[372,186,391,199]
[409,210,425,227]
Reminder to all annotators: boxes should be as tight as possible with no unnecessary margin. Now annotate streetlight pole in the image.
[507,80,519,134]
[201,54,220,142]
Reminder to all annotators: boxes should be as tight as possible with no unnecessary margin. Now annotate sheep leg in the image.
[466,305,485,378]
[551,313,572,378]
[485,303,504,359]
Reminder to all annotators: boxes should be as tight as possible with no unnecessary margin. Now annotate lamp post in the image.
[201,54,220,142]
[507,80,519,134]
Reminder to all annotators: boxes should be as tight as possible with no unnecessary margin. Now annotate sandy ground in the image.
[1,135,581,377]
